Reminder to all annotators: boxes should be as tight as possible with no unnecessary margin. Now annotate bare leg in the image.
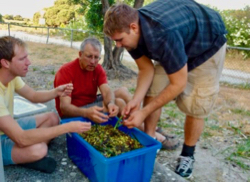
[114,98,126,116]
[12,142,48,164]
[143,96,163,139]
[10,112,59,164]
[184,115,204,146]
[114,87,132,103]
[35,112,59,128]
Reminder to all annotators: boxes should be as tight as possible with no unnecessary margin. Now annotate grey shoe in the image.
[175,156,195,178]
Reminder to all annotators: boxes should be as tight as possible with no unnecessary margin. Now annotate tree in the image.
[0,14,3,22]
[101,0,144,80]
[3,14,13,20]
[13,15,23,21]
[33,12,41,25]
[33,0,80,27]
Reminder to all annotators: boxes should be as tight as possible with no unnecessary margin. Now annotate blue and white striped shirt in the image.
[129,0,227,74]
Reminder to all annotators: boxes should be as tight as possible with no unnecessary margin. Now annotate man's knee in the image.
[26,143,48,160]
[114,87,130,99]
[46,112,60,126]
[115,98,126,111]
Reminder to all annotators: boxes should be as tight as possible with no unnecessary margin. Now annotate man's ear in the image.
[130,22,139,34]
[0,59,10,68]
[79,51,82,57]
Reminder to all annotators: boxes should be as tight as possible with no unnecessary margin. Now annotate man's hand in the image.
[68,121,91,133]
[56,83,73,97]
[123,110,146,129]
[122,99,141,119]
[85,106,109,123]
[107,103,119,117]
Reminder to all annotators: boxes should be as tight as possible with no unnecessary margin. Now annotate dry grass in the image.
[27,42,78,66]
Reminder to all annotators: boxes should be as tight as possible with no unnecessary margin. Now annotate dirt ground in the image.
[20,42,250,182]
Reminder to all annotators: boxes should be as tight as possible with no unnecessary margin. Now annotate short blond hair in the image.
[104,3,139,36]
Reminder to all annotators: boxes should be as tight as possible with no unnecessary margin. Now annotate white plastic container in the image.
[14,96,47,119]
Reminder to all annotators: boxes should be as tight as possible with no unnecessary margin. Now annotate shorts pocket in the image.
[177,85,219,118]
[193,85,219,116]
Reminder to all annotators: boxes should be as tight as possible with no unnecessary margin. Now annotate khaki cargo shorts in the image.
[147,43,226,118]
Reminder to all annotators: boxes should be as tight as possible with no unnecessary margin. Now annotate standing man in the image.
[0,36,91,173]
[54,37,131,123]
[104,0,227,178]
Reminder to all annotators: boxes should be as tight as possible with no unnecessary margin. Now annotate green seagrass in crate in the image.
[80,124,143,158]
[61,116,161,182]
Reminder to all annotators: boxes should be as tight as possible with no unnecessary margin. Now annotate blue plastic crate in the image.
[61,117,161,182]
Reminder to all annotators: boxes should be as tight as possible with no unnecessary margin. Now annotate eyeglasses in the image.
[84,54,101,61]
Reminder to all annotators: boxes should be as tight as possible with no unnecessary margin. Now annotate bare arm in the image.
[122,56,154,117]
[99,83,119,117]
[141,64,188,116]
[60,96,88,117]
[133,55,155,103]
[99,83,115,107]
[16,83,73,103]
[0,115,91,147]
[60,95,109,123]
[123,64,188,128]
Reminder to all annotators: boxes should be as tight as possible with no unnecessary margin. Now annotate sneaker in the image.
[175,156,195,178]
[20,156,57,173]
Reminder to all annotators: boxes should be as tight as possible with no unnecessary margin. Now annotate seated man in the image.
[54,37,179,150]
[54,37,130,123]
[0,36,91,173]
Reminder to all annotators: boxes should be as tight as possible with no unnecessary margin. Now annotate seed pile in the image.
[80,125,143,158]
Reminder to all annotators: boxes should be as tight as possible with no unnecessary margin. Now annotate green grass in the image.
[32,67,39,71]
[157,102,185,136]
[231,108,250,117]
[50,69,56,75]
[209,124,221,131]
[202,131,213,139]
[128,87,136,94]
[228,122,245,135]
[163,102,185,120]
[220,82,250,90]
[217,123,250,170]
[226,139,250,170]
[40,69,56,75]
[157,122,184,136]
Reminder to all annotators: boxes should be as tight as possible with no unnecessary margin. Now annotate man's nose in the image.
[90,58,96,63]
[26,58,31,65]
